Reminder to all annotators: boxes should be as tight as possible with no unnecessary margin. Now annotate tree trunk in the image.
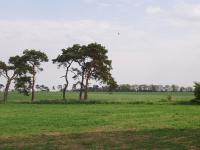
[3,79,11,104]
[84,77,89,100]
[79,72,84,101]
[63,68,70,102]
[63,84,67,101]
[31,66,36,103]
[63,81,68,103]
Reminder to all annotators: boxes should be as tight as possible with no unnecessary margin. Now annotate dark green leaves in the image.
[194,82,200,100]
[15,76,32,96]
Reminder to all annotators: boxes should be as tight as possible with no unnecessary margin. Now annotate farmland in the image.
[0,92,200,149]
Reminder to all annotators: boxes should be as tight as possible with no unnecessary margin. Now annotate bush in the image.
[167,95,172,101]
[194,82,200,100]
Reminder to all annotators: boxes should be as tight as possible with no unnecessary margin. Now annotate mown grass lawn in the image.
[0,92,199,149]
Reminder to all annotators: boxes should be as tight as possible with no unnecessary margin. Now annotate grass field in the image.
[0,92,199,149]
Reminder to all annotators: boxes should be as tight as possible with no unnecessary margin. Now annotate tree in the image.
[57,85,63,92]
[0,56,26,103]
[15,76,32,96]
[0,84,4,91]
[83,43,116,100]
[73,43,117,100]
[35,84,49,92]
[53,45,80,101]
[194,82,200,100]
[119,84,131,92]
[104,74,118,93]
[172,85,179,92]
[21,49,48,102]
[52,86,56,91]
[69,45,89,100]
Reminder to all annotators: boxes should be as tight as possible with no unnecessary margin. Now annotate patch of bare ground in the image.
[0,129,200,150]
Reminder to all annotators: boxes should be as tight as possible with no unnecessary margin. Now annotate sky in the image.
[0,0,200,88]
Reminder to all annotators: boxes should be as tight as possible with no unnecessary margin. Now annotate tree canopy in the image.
[194,82,200,100]
[15,49,48,102]
[0,55,28,103]
[53,43,117,101]
[53,44,81,101]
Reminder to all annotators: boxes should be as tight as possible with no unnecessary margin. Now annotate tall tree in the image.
[53,44,80,101]
[72,45,88,100]
[22,49,48,102]
[83,43,115,100]
[0,56,26,103]
[73,43,117,100]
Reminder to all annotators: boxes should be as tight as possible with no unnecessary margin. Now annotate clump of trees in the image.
[0,49,48,103]
[53,43,117,102]
[0,43,117,103]
[36,84,50,92]
[0,56,28,103]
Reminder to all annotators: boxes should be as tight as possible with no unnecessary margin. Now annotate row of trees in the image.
[0,43,117,103]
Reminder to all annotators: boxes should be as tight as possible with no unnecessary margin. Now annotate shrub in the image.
[167,95,172,101]
[194,82,200,100]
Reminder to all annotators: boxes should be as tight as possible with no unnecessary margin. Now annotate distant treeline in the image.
[85,84,194,92]
[0,83,194,93]
[43,84,193,92]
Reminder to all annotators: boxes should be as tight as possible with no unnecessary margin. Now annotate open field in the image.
[0,91,195,104]
[0,92,200,149]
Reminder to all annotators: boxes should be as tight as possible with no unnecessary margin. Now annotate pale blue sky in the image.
[0,0,200,87]
[0,0,198,20]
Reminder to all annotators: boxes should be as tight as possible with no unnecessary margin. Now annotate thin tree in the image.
[22,49,48,102]
[71,45,90,100]
[53,45,80,101]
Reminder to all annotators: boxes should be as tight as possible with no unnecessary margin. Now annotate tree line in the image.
[0,43,117,104]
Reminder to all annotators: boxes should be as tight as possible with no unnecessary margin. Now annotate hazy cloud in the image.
[146,6,163,15]
[0,0,200,87]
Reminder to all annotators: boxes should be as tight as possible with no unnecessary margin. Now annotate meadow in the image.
[0,92,199,149]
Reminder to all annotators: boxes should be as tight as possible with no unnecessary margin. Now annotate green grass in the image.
[0,91,195,104]
[0,92,199,149]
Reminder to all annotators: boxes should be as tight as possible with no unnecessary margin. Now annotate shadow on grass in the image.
[13,99,155,105]
[173,99,200,105]
[0,129,200,150]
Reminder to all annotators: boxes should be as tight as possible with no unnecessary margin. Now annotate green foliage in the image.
[15,49,49,101]
[194,82,200,100]
[52,44,81,67]
[0,61,7,76]
[0,56,29,103]
[53,45,80,100]
[167,95,172,101]
[53,43,117,100]
[15,76,32,96]
[0,56,27,78]
[22,49,49,69]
